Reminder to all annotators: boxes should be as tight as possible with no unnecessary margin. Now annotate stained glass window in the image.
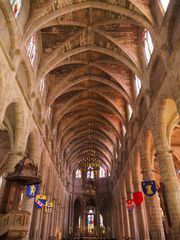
[9,0,22,18]
[27,35,36,65]
[87,209,94,233]
[87,166,94,179]
[160,0,170,12]
[144,29,154,63]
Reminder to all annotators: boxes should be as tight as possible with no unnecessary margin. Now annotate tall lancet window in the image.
[9,0,22,18]
[134,75,142,96]
[160,0,170,12]
[144,29,154,63]
[87,209,94,233]
[27,35,37,65]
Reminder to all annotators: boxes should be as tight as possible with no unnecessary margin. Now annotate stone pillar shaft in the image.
[131,153,149,240]
[121,176,130,237]
[118,190,125,238]
[156,151,180,239]
[125,164,136,240]
[140,149,166,240]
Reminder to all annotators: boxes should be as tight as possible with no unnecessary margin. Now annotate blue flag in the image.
[142,180,157,196]
[26,184,39,198]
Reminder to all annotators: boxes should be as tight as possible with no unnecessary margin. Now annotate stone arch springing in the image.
[2,101,25,153]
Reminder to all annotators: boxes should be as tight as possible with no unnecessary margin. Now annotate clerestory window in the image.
[39,78,45,96]
[160,0,170,12]
[9,0,22,18]
[144,29,154,63]
[134,75,142,96]
[127,104,133,120]
[27,35,37,65]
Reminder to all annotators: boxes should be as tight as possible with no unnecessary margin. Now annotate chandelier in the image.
[78,148,100,172]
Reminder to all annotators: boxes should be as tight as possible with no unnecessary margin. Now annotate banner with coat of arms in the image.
[126,199,134,211]
[133,191,143,206]
[44,201,53,214]
[26,184,39,198]
[141,180,157,197]
[35,194,47,209]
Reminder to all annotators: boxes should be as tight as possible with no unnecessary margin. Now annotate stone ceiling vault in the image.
[26,0,154,172]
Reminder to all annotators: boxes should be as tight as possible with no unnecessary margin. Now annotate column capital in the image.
[8,151,24,157]
[154,149,173,158]
[141,168,154,175]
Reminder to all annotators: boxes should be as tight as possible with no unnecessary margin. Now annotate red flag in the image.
[126,199,134,211]
[133,191,143,206]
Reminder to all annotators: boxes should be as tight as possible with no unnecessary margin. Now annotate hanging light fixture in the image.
[78,72,100,173]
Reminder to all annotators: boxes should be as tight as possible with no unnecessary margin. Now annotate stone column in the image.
[113,190,121,239]
[46,191,53,239]
[119,199,125,238]
[125,163,136,240]
[49,198,56,237]
[118,183,125,238]
[57,201,62,239]
[121,176,130,238]
[31,183,45,240]
[140,136,166,240]
[131,152,149,240]
[156,150,180,239]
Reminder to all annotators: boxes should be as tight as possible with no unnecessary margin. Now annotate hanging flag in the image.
[133,191,143,206]
[35,194,47,209]
[126,199,134,211]
[142,180,157,196]
[26,184,39,198]
[44,201,53,214]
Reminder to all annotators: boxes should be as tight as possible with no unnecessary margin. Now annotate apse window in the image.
[27,35,37,65]
[160,0,170,12]
[144,29,154,63]
[75,169,81,178]
[87,209,94,233]
[87,166,94,179]
[9,0,22,18]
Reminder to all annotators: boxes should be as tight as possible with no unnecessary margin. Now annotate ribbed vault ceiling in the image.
[27,0,153,172]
